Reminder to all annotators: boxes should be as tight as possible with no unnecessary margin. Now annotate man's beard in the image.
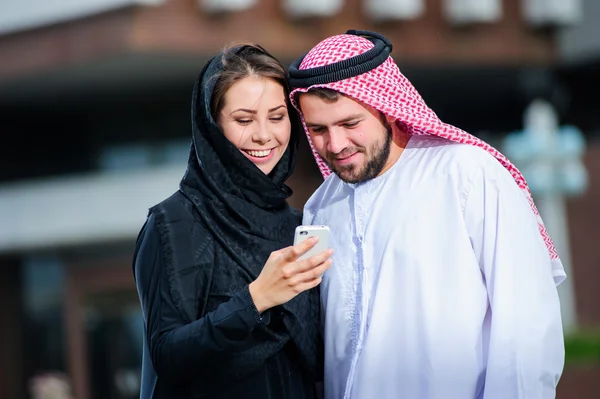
[324,122,393,184]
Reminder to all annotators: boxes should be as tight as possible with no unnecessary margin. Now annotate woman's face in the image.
[219,76,291,175]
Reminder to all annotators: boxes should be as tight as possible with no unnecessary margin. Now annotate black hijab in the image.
[176,45,319,377]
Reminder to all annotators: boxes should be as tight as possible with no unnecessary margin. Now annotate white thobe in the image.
[303,135,565,399]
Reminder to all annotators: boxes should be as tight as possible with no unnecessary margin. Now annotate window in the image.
[283,0,343,18]
[522,0,583,26]
[200,0,257,13]
[444,0,502,24]
[21,256,67,392]
[364,0,424,21]
[98,139,189,171]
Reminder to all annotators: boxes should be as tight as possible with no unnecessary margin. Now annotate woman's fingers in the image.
[293,277,324,293]
[296,249,333,273]
[284,250,333,286]
[283,236,319,262]
[289,258,333,286]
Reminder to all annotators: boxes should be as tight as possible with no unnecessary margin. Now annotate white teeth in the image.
[246,149,271,157]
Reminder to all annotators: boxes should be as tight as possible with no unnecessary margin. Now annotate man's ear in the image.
[384,115,410,142]
[384,115,400,133]
[385,114,396,126]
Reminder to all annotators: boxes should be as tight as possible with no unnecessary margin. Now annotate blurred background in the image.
[0,0,599,398]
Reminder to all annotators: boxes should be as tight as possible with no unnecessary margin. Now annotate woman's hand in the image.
[249,237,333,313]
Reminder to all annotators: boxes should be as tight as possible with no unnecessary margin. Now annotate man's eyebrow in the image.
[305,114,363,128]
[230,104,286,115]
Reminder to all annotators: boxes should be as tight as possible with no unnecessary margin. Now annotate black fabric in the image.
[134,212,317,399]
[133,46,321,398]
[288,29,393,88]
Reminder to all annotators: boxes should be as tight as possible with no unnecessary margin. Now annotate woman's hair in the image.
[211,43,288,122]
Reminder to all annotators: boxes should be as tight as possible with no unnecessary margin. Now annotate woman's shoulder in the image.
[135,191,214,271]
[134,191,194,262]
[134,191,214,324]
[148,190,213,249]
[149,191,196,225]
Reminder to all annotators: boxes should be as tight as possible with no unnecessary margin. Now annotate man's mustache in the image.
[326,147,365,160]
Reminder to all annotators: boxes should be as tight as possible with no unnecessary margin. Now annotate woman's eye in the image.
[270,116,284,122]
[237,119,252,125]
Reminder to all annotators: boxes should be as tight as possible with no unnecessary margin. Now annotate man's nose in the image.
[327,129,349,154]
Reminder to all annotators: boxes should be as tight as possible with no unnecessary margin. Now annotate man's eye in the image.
[344,121,359,128]
[311,127,326,134]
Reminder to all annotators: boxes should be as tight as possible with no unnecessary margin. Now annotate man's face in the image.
[299,93,392,184]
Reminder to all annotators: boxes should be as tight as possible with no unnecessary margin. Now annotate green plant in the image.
[564,330,600,365]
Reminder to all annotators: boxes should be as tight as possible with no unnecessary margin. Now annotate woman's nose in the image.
[252,122,271,144]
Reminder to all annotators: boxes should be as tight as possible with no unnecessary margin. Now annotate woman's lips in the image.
[242,148,276,163]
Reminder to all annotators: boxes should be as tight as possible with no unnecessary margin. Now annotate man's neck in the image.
[377,128,411,178]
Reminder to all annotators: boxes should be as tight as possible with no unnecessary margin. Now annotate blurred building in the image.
[0,0,598,398]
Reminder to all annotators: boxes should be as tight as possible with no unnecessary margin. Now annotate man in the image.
[287,30,565,399]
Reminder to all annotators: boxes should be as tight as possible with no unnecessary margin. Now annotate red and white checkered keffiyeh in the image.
[290,33,565,279]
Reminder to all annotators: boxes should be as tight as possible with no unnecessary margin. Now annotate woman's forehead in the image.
[223,77,287,112]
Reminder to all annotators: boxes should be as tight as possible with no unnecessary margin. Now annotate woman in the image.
[133,44,331,398]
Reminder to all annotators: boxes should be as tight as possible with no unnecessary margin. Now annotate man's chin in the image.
[332,168,362,184]
[324,159,364,183]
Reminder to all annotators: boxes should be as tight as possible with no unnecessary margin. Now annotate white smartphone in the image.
[293,225,331,261]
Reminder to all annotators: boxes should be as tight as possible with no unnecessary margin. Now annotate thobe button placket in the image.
[345,186,373,398]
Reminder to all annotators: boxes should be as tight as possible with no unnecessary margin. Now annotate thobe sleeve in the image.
[133,214,275,384]
[463,162,565,399]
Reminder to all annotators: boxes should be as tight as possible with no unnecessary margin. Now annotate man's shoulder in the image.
[413,135,502,175]
[422,135,495,162]
[419,137,525,203]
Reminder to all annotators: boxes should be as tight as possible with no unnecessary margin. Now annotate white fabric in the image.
[303,135,565,399]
